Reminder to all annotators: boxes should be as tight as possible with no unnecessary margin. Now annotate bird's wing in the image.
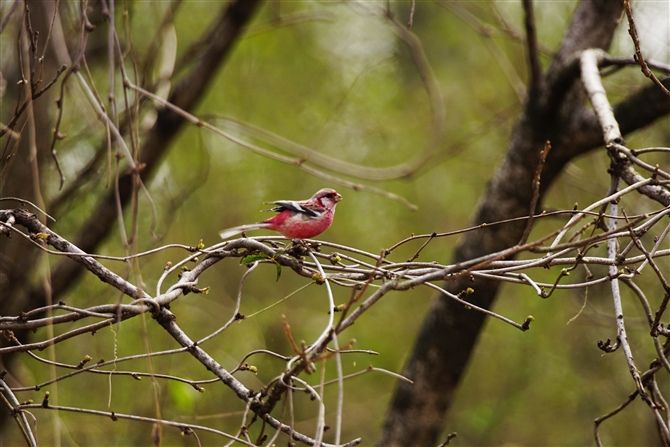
[264,200,322,217]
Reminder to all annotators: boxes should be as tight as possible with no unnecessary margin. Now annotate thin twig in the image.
[522,0,541,97]
[623,0,670,99]
[519,140,551,245]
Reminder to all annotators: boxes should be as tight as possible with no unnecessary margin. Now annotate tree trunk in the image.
[379,1,670,445]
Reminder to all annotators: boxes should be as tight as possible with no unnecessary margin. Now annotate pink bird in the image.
[219,188,342,240]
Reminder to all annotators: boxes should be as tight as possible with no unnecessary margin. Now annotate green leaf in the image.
[275,261,282,282]
[241,253,270,264]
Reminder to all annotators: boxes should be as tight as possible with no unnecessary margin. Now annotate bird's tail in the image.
[219,223,270,240]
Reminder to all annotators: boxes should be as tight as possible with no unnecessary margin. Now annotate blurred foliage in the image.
[2,0,668,446]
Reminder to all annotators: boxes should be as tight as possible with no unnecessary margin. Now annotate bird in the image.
[219,188,342,240]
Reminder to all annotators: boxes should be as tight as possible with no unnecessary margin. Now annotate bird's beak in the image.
[335,193,342,202]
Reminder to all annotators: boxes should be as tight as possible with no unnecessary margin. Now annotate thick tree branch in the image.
[380,2,641,445]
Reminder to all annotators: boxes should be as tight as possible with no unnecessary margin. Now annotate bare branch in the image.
[623,0,670,99]
[522,0,541,96]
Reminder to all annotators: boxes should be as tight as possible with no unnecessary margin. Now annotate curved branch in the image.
[380,2,645,445]
[10,0,263,338]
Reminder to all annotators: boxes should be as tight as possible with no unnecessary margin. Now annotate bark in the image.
[379,1,670,445]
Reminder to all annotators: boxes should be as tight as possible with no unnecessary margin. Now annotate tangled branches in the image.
[1,141,669,444]
[1,0,669,444]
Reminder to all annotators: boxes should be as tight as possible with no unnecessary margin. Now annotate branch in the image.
[153,307,361,447]
[522,0,541,97]
[0,378,37,447]
[0,208,149,300]
[381,2,632,444]
[580,49,622,144]
[18,0,263,322]
[623,0,670,99]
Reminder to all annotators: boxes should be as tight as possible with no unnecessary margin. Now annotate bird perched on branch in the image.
[219,188,342,240]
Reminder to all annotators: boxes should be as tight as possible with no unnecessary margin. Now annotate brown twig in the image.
[623,0,670,99]
[519,140,551,245]
[0,64,67,139]
[522,0,541,97]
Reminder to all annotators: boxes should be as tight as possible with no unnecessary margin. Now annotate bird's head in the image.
[313,188,342,209]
